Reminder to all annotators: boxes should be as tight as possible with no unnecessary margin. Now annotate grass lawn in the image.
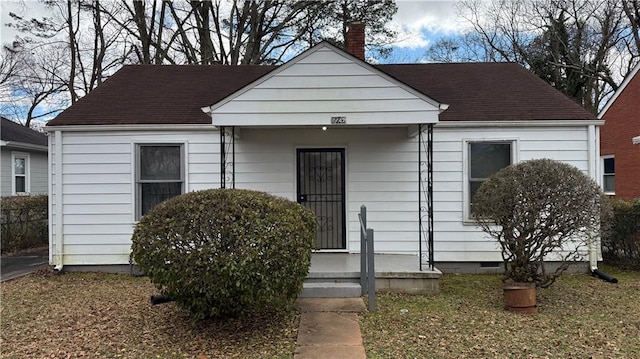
[361,265,640,358]
[0,270,298,358]
[3,266,639,358]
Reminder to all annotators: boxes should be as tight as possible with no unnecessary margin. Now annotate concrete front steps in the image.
[301,282,362,298]
[300,261,442,298]
[301,272,362,298]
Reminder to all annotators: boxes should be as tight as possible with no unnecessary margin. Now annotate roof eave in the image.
[598,61,640,119]
[0,140,48,151]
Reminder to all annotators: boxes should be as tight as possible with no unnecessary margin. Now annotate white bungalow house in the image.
[44,26,602,282]
[1,117,48,196]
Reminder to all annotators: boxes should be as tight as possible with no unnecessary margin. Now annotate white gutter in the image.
[47,134,53,265]
[54,130,64,271]
[435,120,604,128]
[43,124,218,132]
[0,141,48,152]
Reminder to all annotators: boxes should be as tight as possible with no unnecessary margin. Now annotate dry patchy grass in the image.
[0,271,298,358]
[361,266,640,358]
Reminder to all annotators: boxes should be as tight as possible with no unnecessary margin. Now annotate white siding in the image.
[0,148,11,196]
[432,126,590,262]
[51,125,592,266]
[211,45,440,126]
[29,151,48,194]
[50,129,220,265]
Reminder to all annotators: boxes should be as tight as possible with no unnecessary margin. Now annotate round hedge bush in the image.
[131,189,316,320]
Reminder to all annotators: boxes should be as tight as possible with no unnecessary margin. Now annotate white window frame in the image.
[601,155,615,195]
[134,143,185,220]
[462,138,518,223]
[11,151,30,195]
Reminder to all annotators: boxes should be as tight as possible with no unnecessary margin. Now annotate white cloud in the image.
[389,0,471,49]
[1,1,55,45]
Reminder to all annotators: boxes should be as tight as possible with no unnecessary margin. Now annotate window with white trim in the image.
[11,152,29,195]
[136,144,184,219]
[602,156,615,194]
[467,141,513,216]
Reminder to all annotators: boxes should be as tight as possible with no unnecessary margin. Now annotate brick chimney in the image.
[346,21,365,60]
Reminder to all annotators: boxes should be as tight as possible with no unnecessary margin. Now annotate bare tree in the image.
[622,0,640,67]
[114,0,398,65]
[0,44,67,127]
[448,0,637,113]
[425,33,499,63]
[1,0,400,125]
[2,1,125,125]
[0,44,24,87]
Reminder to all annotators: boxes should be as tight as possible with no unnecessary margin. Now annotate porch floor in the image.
[311,253,429,274]
[306,253,441,295]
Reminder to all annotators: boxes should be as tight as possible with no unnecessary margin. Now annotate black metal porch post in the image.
[220,126,235,189]
[427,123,434,270]
[418,124,435,271]
[220,126,226,188]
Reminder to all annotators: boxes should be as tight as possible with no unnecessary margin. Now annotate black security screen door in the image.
[297,149,346,250]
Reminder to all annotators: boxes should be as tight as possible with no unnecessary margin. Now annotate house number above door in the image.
[331,116,346,124]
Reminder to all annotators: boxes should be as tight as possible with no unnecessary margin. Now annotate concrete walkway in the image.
[294,298,367,359]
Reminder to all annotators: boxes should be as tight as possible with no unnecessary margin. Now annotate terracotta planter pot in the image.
[503,284,537,313]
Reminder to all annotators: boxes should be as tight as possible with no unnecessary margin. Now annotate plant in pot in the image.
[472,159,603,313]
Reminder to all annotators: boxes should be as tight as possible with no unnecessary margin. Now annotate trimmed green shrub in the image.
[131,189,316,320]
[473,159,602,288]
[601,198,640,270]
[1,195,48,254]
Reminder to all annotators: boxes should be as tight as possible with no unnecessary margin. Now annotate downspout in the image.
[54,130,64,272]
[587,124,618,283]
[47,132,53,265]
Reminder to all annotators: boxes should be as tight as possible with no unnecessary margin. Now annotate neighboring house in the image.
[1,117,48,196]
[599,62,640,199]
[45,27,601,272]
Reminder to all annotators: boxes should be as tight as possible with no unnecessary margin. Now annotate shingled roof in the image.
[48,61,595,126]
[48,65,275,126]
[378,63,596,121]
[1,117,48,147]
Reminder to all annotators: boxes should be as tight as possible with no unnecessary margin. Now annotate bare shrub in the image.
[472,159,602,288]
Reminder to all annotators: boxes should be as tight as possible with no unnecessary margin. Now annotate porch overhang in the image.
[206,110,443,127]
[203,103,445,130]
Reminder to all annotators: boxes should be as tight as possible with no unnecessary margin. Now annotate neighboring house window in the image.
[602,156,615,194]
[136,144,184,219]
[11,152,29,195]
[467,141,514,218]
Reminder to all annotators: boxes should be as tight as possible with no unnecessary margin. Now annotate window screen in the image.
[137,145,183,218]
[469,142,512,213]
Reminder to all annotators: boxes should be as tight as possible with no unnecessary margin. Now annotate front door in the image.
[297,149,346,250]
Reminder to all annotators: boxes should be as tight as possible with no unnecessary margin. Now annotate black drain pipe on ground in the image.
[150,295,174,305]
[588,234,618,283]
[591,268,618,283]
[589,236,618,283]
